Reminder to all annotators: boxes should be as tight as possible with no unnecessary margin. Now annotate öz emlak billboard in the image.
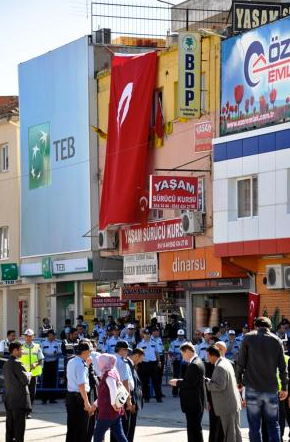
[221,15,290,135]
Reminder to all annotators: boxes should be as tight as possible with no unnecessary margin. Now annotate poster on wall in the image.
[178,32,201,118]
[195,121,213,152]
[149,175,198,210]
[123,253,158,284]
[221,15,290,135]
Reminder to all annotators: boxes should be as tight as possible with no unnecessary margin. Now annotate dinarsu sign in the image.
[232,1,290,33]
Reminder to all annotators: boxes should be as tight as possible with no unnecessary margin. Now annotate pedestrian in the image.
[105,325,122,354]
[236,316,288,442]
[218,323,229,344]
[236,324,250,348]
[0,330,16,358]
[77,324,88,340]
[60,319,72,340]
[197,328,214,362]
[164,314,179,341]
[41,329,62,404]
[76,314,89,332]
[19,329,44,418]
[225,330,240,362]
[169,342,205,442]
[137,328,162,403]
[39,317,53,338]
[127,348,144,442]
[206,345,242,442]
[91,353,128,442]
[3,341,31,442]
[151,327,165,396]
[122,324,137,349]
[65,341,92,442]
[61,327,79,367]
[192,329,203,346]
[168,329,187,397]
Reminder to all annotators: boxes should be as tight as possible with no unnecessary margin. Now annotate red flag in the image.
[154,97,164,140]
[99,52,157,230]
[248,291,260,329]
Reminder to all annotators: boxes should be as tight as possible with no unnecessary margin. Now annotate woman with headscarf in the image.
[92,353,128,442]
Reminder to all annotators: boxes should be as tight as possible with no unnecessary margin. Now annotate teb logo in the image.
[28,122,51,190]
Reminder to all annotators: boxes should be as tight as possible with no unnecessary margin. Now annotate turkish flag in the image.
[99,52,157,230]
[248,291,260,329]
[154,97,164,140]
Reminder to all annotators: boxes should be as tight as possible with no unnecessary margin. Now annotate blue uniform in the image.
[41,339,62,362]
[105,336,122,354]
[226,339,240,361]
[66,356,90,393]
[169,338,186,361]
[219,333,229,345]
[151,337,164,356]
[123,334,136,349]
[137,339,158,362]
[197,341,210,362]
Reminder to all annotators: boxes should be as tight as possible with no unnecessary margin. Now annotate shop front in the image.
[159,246,249,338]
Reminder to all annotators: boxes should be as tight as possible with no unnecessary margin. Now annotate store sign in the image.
[121,286,163,301]
[1,263,18,281]
[149,176,198,210]
[121,218,194,255]
[195,121,213,152]
[20,262,42,277]
[178,32,201,118]
[123,253,158,284]
[232,1,290,33]
[181,278,250,291]
[221,16,290,135]
[53,258,91,275]
[92,297,125,308]
[42,257,52,279]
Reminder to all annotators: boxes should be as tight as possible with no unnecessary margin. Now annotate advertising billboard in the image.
[178,32,201,118]
[123,253,158,284]
[19,37,92,256]
[149,175,198,210]
[221,16,290,135]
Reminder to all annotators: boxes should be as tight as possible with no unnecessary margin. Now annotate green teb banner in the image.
[1,263,18,281]
[42,257,52,279]
[28,122,51,190]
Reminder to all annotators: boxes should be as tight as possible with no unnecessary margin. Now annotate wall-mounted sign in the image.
[221,16,290,135]
[121,286,163,301]
[195,121,213,152]
[1,263,18,281]
[120,218,194,255]
[123,253,158,284]
[149,176,198,210]
[178,32,201,118]
[232,1,290,33]
[53,258,92,275]
[181,278,250,291]
[42,257,52,279]
[20,262,42,277]
[92,297,125,308]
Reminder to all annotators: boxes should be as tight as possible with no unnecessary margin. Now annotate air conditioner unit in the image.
[98,229,117,250]
[94,28,111,44]
[284,266,290,288]
[181,212,203,235]
[266,265,284,289]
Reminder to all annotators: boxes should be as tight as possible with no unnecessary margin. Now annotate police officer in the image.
[137,328,162,403]
[197,328,213,362]
[66,341,92,442]
[41,329,62,404]
[61,327,79,358]
[76,314,89,332]
[91,331,104,353]
[123,324,137,349]
[225,330,240,362]
[151,326,164,395]
[218,323,229,344]
[104,325,122,354]
[0,330,16,358]
[236,323,250,348]
[39,317,53,338]
[20,329,44,417]
[97,319,107,347]
[168,329,187,397]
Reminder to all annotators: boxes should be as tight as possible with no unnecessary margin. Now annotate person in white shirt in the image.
[41,329,62,404]
[0,330,16,358]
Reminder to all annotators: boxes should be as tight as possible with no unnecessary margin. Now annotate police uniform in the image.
[169,336,187,396]
[219,333,229,345]
[197,341,211,362]
[61,338,79,358]
[225,332,240,362]
[137,333,162,402]
[151,334,165,394]
[104,336,122,354]
[123,333,137,349]
[66,356,90,441]
[20,341,44,408]
[0,339,11,358]
[41,338,62,403]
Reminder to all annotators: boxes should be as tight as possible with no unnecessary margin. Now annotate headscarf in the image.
[96,353,119,378]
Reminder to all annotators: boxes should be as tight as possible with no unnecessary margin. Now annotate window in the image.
[0,226,9,259]
[149,209,164,221]
[237,176,258,218]
[1,144,9,172]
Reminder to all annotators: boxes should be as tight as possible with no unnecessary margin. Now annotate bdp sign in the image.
[221,15,290,135]
[178,32,201,118]
[149,175,198,210]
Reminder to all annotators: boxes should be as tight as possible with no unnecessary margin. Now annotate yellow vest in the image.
[277,354,289,391]
[20,343,42,377]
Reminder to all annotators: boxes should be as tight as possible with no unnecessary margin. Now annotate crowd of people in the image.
[1,314,290,442]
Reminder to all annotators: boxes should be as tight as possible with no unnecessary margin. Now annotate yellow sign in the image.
[178,32,201,118]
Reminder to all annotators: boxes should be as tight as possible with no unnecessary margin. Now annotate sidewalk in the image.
[0,386,254,441]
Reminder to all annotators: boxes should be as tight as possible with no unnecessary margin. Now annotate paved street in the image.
[0,386,252,441]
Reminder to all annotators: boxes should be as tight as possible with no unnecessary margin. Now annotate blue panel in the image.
[243,137,258,157]
[214,143,227,162]
[227,139,243,159]
[276,130,290,151]
[258,133,275,154]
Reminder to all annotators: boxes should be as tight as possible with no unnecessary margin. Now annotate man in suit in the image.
[3,341,31,442]
[127,348,144,442]
[206,345,242,442]
[169,342,205,442]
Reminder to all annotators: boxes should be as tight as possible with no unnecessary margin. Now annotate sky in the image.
[0,0,177,96]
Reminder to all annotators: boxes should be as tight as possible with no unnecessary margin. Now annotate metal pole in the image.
[186,8,189,31]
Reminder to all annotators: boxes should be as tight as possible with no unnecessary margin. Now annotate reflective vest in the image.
[20,343,42,377]
[277,354,289,391]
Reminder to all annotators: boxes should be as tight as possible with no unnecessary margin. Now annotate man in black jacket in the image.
[236,316,288,442]
[127,348,144,442]
[3,341,31,442]
[169,342,205,442]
